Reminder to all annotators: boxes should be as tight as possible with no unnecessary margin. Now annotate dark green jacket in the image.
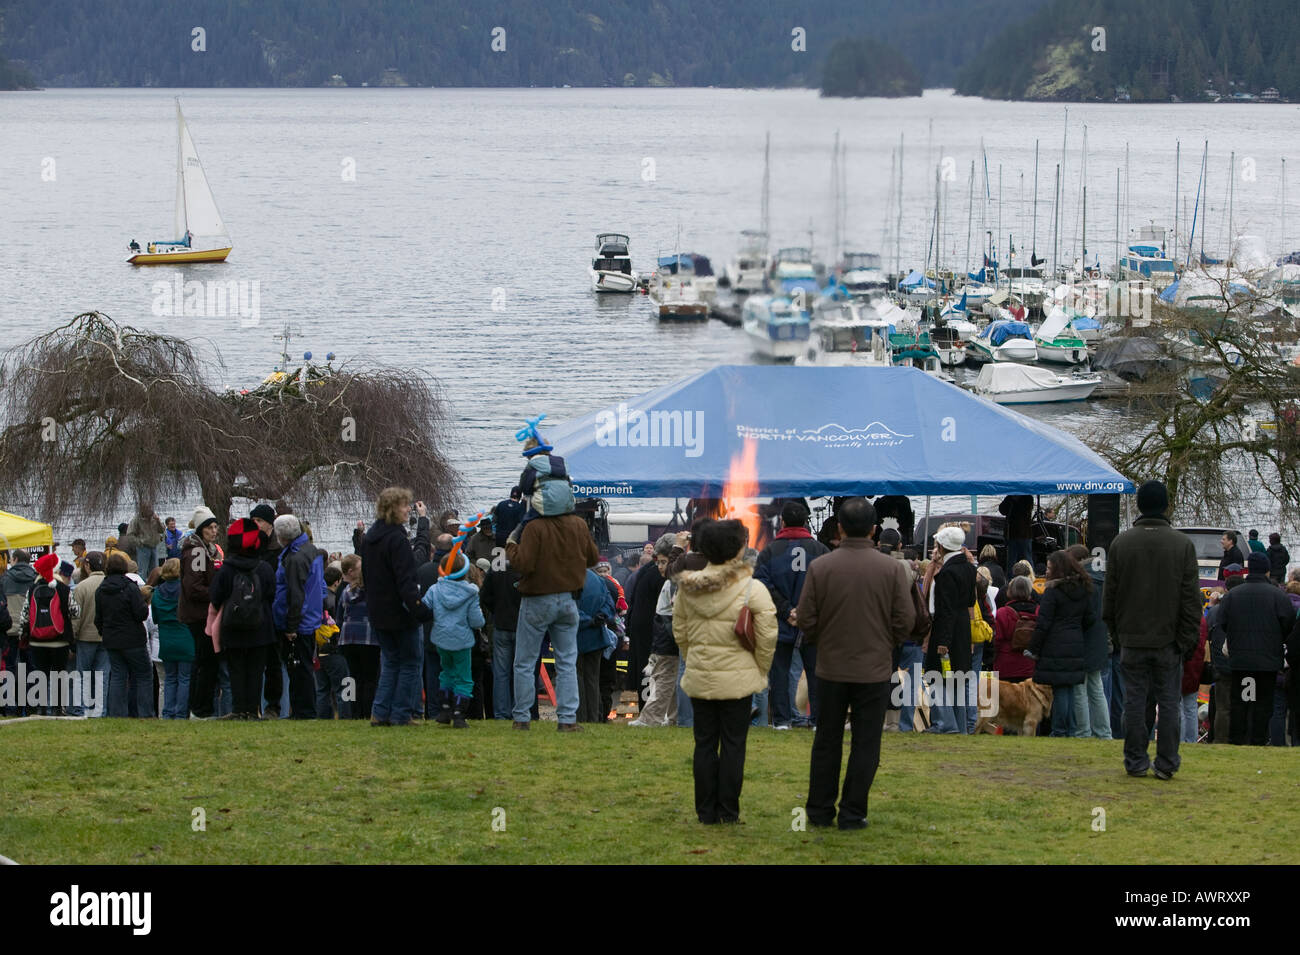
[1102,516,1201,652]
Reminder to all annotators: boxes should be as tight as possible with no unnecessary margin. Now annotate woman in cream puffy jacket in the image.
[673,520,777,824]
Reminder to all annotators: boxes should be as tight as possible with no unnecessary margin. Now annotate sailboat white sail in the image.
[128,100,232,264]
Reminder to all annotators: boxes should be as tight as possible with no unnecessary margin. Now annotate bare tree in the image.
[1088,271,1300,522]
[0,312,459,529]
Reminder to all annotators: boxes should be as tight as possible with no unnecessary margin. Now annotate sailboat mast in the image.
[1283,157,1288,253]
[1053,164,1061,278]
[1082,185,1088,273]
[1229,149,1235,265]
[895,133,904,285]
[831,130,841,265]
[1115,167,1120,278]
[1124,142,1131,245]
[1174,140,1180,260]
[965,160,974,276]
[175,100,188,238]
[997,164,1003,292]
[1032,139,1039,261]
[761,132,771,250]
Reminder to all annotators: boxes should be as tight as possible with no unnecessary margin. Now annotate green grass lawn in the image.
[1,719,1295,864]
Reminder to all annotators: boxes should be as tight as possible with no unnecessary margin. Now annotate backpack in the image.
[27,582,67,641]
[1011,609,1038,652]
[222,568,263,631]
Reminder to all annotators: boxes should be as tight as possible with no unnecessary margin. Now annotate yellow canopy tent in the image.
[0,510,54,554]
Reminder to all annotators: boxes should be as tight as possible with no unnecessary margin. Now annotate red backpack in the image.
[27,582,67,641]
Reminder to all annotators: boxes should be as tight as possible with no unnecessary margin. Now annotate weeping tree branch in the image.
[1086,270,1300,522]
[0,311,461,529]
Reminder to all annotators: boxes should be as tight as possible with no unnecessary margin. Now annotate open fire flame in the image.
[721,436,762,548]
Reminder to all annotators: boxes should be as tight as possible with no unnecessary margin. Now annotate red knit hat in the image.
[34,553,59,582]
[225,518,263,557]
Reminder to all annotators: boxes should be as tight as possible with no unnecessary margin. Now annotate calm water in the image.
[2,88,1298,547]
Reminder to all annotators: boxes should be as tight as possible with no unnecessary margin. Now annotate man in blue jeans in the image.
[506,508,600,731]
[754,502,830,729]
[359,488,434,727]
[481,559,523,719]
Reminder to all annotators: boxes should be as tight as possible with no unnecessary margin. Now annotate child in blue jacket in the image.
[422,552,485,728]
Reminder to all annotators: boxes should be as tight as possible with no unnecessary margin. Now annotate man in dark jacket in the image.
[361,488,434,726]
[1266,533,1290,584]
[796,498,914,829]
[481,559,523,719]
[1103,481,1201,779]
[272,515,327,719]
[494,488,526,546]
[1218,531,1245,580]
[755,501,830,729]
[624,537,670,709]
[94,553,153,718]
[999,495,1034,570]
[1217,552,1293,745]
[505,510,600,730]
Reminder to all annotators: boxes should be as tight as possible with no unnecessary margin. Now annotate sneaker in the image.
[511,720,530,730]
[557,722,584,733]
[628,718,662,728]
[774,724,792,731]
[1127,767,1149,778]
[1152,767,1173,781]
[837,819,869,830]
[370,719,392,727]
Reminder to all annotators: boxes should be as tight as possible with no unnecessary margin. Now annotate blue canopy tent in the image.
[547,365,1132,498]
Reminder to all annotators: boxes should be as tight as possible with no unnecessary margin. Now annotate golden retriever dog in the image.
[973,679,1053,736]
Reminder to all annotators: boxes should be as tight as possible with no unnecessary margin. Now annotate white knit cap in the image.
[934,526,966,552]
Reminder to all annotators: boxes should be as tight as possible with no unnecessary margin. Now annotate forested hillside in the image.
[0,0,1043,89]
[956,0,1300,101]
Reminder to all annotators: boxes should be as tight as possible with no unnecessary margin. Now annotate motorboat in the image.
[1033,307,1090,365]
[836,251,888,296]
[591,233,637,293]
[1119,227,1177,290]
[771,247,819,297]
[957,281,996,309]
[649,280,709,320]
[649,251,717,306]
[972,363,1101,404]
[927,322,969,367]
[795,301,893,367]
[722,230,771,294]
[1003,266,1047,309]
[966,320,1038,364]
[742,295,812,360]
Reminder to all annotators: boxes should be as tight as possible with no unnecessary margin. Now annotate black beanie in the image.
[250,503,277,524]
[1136,480,1168,517]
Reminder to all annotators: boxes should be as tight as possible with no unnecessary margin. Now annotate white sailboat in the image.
[128,100,232,265]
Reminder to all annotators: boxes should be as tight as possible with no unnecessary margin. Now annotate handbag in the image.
[734,578,757,653]
[970,597,994,643]
[909,580,931,642]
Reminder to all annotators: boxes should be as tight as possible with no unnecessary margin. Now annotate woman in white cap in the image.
[924,522,977,733]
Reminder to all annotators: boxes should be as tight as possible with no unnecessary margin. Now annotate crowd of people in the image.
[1,479,1296,827]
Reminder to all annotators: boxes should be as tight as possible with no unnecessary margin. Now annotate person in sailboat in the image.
[129,239,140,253]
[184,230,192,248]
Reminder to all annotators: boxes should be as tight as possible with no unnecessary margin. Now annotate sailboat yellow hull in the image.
[128,247,231,265]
